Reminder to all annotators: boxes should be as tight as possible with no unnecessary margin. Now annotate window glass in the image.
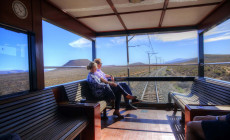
[96,36,127,77]
[204,18,230,81]
[43,20,92,87]
[0,27,29,96]
[128,31,198,77]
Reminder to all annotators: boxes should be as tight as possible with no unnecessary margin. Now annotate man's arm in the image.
[100,77,117,87]
[105,74,114,81]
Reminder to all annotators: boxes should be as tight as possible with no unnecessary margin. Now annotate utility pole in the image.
[147,52,157,73]
[126,35,130,78]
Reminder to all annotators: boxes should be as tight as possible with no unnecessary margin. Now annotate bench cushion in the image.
[169,77,230,112]
[60,80,107,112]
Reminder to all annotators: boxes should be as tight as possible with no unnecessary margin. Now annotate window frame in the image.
[0,23,37,98]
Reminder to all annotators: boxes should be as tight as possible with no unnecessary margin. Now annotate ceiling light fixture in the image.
[129,0,144,4]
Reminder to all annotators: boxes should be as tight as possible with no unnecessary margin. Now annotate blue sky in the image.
[97,18,230,65]
[0,19,230,71]
[0,28,28,71]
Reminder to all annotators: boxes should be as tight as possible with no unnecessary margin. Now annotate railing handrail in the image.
[44,62,230,69]
[204,62,230,65]
[44,63,199,69]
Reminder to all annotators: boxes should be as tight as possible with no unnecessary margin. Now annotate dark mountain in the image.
[63,59,91,66]
[165,54,230,64]
[204,54,230,63]
[0,70,28,74]
[130,62,146,65]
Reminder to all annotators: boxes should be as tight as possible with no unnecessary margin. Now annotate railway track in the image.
[141,67,166,102]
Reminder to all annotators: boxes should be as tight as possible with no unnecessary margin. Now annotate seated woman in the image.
[86,62,137,118]
[94,58,140,110]
[186,114,230,140]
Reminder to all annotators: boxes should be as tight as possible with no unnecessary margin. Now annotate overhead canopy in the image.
[48,0,223,34]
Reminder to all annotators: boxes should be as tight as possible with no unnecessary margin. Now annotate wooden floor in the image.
[101,109,184,140]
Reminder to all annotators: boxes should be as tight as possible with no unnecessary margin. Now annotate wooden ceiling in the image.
[48,0,225,34]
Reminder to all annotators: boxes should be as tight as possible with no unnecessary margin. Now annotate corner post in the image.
[92,40,96,61]
[198,31,204,77]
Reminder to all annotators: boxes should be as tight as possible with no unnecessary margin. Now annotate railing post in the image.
[92,40,96,61]
[198,31,204,77]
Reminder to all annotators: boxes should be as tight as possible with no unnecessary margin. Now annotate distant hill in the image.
[165,54,230,64]
[130,62,146,65]
[63,59,91,66]
[204,54,230,63]
[0,70,28,74]
[165,58,195,64]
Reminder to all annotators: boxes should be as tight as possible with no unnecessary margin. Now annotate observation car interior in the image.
[0,0,230,140]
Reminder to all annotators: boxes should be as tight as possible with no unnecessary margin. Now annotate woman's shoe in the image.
[126,95,137,100]
[113,112,124,119]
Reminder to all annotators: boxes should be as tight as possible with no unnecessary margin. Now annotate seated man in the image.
[94,58,140,110]
[186,114,230,140]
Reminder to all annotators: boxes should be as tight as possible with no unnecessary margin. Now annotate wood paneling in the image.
[32,0,44,90]
[41,0,96,40]
[198,0,230,32]
[0,0,33,31]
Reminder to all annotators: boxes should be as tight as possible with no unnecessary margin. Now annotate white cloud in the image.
[69,38,91,48]
[151,31,197,42]
[110,37,125,44]
[204,34,230,43]
[205,19,230,36]
[16,44,26,47]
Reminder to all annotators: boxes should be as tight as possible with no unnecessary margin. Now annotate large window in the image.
[0,27,29,96]
[96,31,197,103]
[43,20,92,87]
[128,31,198,77]
[96,36,127,77]
[204,18,230,82]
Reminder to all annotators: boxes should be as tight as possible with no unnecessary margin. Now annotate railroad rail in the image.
[141,67,165,103]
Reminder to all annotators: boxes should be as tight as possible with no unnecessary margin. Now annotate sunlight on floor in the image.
[101,109,184,140]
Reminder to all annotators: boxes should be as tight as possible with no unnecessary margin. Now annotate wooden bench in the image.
[0,88,88,140]
[51,79,108,118]
[168,77,230,113]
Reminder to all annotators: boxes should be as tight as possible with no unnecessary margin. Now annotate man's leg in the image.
[118,83,137,110]
[112,89,124,118]
[186,121,205,140]
[118,83,131,105]
[118,82,132,95]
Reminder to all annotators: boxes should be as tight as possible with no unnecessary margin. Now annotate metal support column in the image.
[198,32,204,77]
[126,35,130,78]
[92,40,96,61]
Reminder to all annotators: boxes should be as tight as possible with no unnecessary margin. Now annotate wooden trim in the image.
[96,25,197,36]
[198,0,226,27]
[198,0,230,32]
[159,0,169,27]
[31,0,44,90]
[106,0,127,30]
[76,2,221,19]
[0,0,33,31]
[42,0,96,40]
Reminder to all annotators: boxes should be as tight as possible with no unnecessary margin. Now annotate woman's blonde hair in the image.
[94,58,102,65]
[87,62,97,70]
